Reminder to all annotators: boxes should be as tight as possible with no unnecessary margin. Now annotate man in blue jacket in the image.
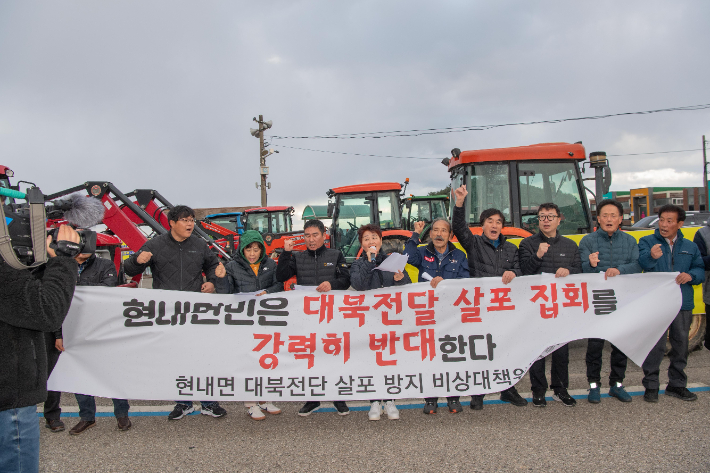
[638,204,704,402]
[405,218,469,414]
[579,199,642,404]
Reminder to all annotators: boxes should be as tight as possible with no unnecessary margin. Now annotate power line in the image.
[274,144,708,161]
[607,148,703,157]
[271,144,440,160]
[270,103,710,140]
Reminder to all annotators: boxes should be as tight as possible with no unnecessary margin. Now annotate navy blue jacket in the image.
[639,228,704,311]
[579,228,642,275]
[404,233,469,282]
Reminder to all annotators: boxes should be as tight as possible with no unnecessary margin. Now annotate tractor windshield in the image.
[467,163,511,226]
[246,211,292,234]
[518,161,589,234]
[332,193,373,262]
[270,211,292,234]
[207,216,239,233]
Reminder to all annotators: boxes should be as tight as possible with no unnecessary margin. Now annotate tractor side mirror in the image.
[327,202,335,218]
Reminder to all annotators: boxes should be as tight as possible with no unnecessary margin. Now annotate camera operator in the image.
[43,246,131,435]
[0,225,80,473]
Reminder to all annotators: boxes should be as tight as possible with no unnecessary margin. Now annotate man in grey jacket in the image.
[579,199,642,404]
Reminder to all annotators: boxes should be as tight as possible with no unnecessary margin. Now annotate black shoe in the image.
[643,388,659,403]
[167,403,194,420]
[447,398,463,413]
[664,386,698,401]
[552,388,577,407]
[532,391,547,407]
[45,419,65,432]
[298,401,321,416]
[500,387,528,407]
[423,400,438,414]
[469,395,484,411]
[333,401,350,416]
[201,402,227,418]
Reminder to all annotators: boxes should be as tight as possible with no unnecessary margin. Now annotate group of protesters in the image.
[2,182,707,472]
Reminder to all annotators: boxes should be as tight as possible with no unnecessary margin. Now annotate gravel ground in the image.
[38,340,710,473]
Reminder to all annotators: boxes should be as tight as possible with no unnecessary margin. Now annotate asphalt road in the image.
[38,340,710,473]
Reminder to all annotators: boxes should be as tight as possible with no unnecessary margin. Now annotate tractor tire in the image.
[381,237,406,255]
[664,312,706,354]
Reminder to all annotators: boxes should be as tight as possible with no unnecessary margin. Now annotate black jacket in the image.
[452,205,522,278]
[276,245,350,289]
[518,231,582,276]
[0,256,77,411]
[219,257,283,295]
[350,252,412,290]
[54,255,118,339]
[124,232,219,292]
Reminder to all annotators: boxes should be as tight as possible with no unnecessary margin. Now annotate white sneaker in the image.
[257,402,281,415]
[384,401,399,420]
[368,401,382,421]
[247,405,266,421]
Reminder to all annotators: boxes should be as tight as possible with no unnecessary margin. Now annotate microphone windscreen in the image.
[62,193,106,228]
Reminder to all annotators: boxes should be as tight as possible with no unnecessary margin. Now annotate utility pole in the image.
[250,115,277,207]
[704,135,708,209]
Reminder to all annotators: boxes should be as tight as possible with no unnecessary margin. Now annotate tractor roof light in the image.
[5,168,13,177]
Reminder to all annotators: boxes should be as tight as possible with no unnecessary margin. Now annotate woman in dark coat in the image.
[220,230,283,419]
[350,224,410,421]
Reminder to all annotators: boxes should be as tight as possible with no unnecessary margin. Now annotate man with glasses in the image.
[579,199,642,404]
[124,205,227,421]
[518,203,582,407]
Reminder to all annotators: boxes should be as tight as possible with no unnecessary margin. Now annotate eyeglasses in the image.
[178,218,196,224]
[538,215,559,221]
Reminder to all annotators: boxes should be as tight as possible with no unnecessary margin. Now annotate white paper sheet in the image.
[374,253,408,273]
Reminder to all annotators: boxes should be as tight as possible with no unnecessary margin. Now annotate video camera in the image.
[0,186,104,267]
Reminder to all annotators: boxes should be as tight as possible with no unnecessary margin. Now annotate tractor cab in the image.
[445,143,599,238]
[204,212,244,235]
[326,181,409,263]
[402,195,449,231]
[243,206,294,235]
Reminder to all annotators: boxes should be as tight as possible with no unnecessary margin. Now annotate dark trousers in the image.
[529,344,569,393]
[642,310,692,389]
[424,396,460,404]
[43,333,62,421]
[585,338,628,386]
[76,394,129,422]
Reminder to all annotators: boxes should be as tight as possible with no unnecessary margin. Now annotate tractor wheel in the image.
[381,237,406,255]
[664,312,706,354]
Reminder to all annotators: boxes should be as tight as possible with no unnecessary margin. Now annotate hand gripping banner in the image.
[49,273,681,401]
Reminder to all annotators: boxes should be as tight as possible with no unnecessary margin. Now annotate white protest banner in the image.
[49,273,681,401]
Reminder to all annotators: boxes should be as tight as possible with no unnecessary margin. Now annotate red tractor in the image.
[326,180,411,264]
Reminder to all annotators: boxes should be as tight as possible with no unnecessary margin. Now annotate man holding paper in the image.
[404,217,469,414]
[452,185,528,410]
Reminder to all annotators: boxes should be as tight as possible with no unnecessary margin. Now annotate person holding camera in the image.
[0,225,80,473]
[124,205,228,421]
[44,246,131,435]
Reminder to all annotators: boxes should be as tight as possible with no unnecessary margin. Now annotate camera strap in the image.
[0,189,48,270]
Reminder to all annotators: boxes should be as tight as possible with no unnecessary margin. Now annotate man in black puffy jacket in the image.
[518,203,582,408]
[124,205,227,421]
[0,225,79,473]
[277,219,351,416]
[452,185,527,410]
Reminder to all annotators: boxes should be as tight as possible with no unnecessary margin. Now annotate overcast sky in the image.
[1,1,709,226]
